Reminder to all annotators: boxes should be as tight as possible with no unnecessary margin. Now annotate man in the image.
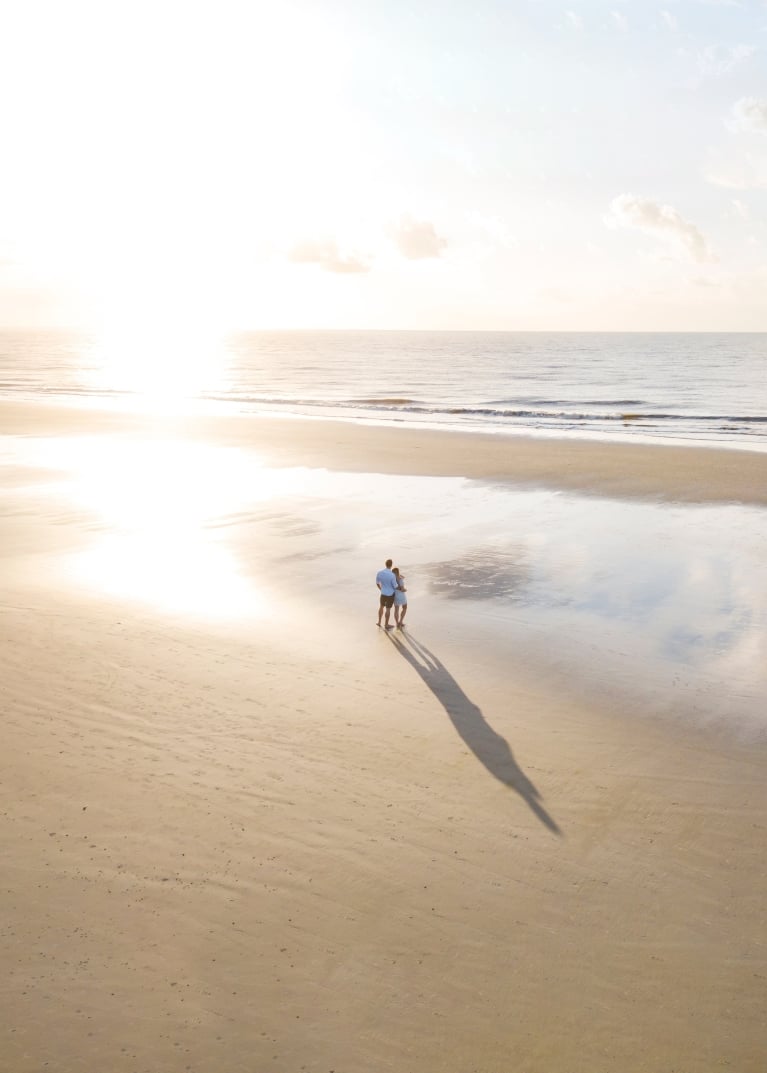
[375,558,399,630]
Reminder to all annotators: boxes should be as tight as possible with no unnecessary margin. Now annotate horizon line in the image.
[1,325,767,336]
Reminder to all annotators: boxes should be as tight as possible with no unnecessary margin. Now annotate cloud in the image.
[390,215,447,260]
[610,11,628,31]
[696,44,755,79]
[705,139,767,188]
[605,194,715,262]
[704,99,767,189]
[564,10,583,31]
[705,159,767,190]
[732,97,767,135]
[467,210,517,248]
[660,10,678,31]
[288,239,370,274]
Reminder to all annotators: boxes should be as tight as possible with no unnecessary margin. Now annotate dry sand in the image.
[2,401,766,1073]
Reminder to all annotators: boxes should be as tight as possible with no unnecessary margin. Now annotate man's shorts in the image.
[379,593,394,608]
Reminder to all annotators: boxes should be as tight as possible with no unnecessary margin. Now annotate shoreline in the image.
[5,388,767,456]
[3,398,767,506]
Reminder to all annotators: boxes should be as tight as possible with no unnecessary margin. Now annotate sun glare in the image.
[2,1,359,333]
[82,321,230,409]
[71,438,263,617]
[24,436,295,618]
[74,532,260,618]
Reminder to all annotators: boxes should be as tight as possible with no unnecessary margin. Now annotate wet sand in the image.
[2,398,767,504]
[2,400,766,1073]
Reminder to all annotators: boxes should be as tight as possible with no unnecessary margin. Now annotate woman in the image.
[392,566,408,628]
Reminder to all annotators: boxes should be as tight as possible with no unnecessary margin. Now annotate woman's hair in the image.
[392,566,400,575]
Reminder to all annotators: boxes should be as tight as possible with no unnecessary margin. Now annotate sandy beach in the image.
[2,400,766,1073]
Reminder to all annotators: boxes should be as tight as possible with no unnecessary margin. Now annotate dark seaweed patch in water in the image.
[425,549,529,601]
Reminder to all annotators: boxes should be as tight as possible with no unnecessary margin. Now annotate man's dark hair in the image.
[385,559,392,568]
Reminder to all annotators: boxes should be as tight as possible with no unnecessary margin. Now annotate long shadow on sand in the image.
[387,631,561,835]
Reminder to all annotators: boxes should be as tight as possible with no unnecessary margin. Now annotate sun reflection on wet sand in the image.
[75,439,264,617]
[73,533,260,617]
[20,435,312,619]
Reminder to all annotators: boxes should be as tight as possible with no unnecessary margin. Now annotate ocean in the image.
[1,329,765,450]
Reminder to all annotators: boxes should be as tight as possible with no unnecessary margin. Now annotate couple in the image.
[375,559,408,630]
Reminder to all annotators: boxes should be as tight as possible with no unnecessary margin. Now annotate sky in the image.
[1,0,766,331]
